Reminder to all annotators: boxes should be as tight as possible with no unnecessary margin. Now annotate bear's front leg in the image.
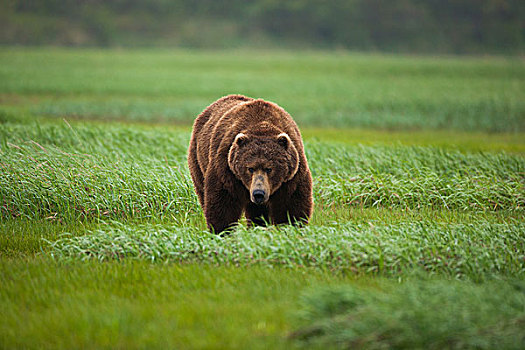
[203,174,243,234]
[245,202,270,227]
[270,183,313,226]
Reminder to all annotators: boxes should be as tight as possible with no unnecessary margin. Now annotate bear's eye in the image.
[264,168,272,174]
[248,167,255,173]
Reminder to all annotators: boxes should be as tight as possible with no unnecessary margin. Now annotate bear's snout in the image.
[250,171,270,204]
[252,189,266,204]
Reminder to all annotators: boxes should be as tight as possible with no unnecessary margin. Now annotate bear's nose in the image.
[252,189,266,204]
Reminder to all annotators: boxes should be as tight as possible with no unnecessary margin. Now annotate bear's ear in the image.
[277,133,291,149]
[233,133,248,147]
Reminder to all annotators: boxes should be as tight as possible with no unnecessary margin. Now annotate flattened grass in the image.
[0,259,331,350]
[0,219,95,258]
[302,128,525,154]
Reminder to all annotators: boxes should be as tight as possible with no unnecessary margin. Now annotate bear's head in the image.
[228,132,299,205]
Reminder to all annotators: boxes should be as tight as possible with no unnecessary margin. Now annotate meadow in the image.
[1,48,524,349]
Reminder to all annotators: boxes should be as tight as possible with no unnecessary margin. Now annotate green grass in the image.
[1,121,523,222]
[293,279,525,349]
[302,128,525,154]
[0,219,96,258]
[1,48,524,349]
[48,220,524,280]
[0,259,341,349]
[1,48,524,131]
[1,259,523,349]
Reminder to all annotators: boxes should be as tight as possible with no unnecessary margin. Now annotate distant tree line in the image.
[1,0,523,54]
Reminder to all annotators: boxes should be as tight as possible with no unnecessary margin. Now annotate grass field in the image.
[1,48,524,349]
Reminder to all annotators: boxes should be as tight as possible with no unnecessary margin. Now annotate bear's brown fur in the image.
[188,94,313,234]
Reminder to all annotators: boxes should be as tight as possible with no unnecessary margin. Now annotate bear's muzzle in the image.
[250,171,270,204]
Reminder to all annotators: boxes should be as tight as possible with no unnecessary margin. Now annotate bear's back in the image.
[193,94,253,138]
[192,95,253,174]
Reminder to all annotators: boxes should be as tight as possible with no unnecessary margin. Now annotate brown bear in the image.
[188,94,313,234]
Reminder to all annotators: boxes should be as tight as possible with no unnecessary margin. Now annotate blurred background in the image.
[1,0,524,134]
[2,0,524,55]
